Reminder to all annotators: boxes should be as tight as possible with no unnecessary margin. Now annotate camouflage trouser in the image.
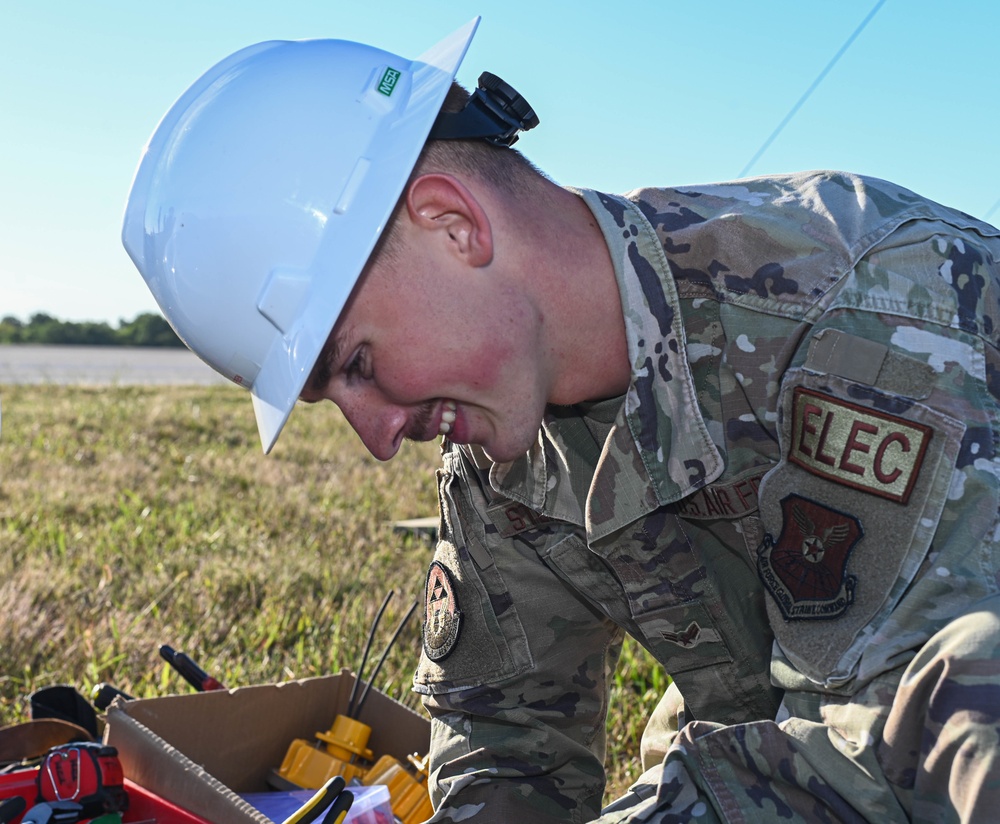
[600,592,1000,823]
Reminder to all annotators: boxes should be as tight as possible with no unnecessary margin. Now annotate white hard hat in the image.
[122,19,479,452]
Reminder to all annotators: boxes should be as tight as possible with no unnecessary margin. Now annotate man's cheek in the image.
[462,341,515,390]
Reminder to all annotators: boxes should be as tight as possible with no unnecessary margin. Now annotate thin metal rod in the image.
[353,600,419,718]
[346,590,393,718]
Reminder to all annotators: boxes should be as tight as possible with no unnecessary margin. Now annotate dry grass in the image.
[0,383,662,801]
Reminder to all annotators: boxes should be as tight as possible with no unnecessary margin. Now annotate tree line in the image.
[0,312,184,347]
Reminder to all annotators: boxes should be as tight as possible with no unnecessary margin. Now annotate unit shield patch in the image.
[423,561,462,661]
[758,494,864,620]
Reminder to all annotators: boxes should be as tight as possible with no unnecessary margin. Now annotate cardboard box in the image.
[104,670,430,824]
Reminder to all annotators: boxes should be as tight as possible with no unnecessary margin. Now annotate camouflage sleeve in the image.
[593,201,1000,823]
[597,210,1000,822]
[413,445,621,823]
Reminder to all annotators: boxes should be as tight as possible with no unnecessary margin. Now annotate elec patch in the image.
[422,561,463,661]
[789,387,931,504]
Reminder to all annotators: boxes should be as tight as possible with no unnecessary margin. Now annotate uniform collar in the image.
[485,188,723,543]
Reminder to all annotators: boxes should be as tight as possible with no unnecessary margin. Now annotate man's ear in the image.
[405,173,493,267]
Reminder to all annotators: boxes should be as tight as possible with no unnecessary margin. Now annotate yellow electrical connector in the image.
[363,752,433,824]
[277,714,374,788]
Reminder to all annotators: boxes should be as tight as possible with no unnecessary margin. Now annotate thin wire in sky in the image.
[984,197,1000,224]
[739,0,888,178]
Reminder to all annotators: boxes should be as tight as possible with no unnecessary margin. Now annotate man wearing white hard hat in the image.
[124,18,1000,823]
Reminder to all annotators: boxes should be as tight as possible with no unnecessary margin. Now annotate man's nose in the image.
[338,392,408,461]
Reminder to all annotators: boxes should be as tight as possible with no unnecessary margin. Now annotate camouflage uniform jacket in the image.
[413,171,1000,823]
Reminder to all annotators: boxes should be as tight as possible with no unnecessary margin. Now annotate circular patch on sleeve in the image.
[423,561,463,661]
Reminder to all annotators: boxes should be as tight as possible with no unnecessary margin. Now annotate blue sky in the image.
[2,0,998,325]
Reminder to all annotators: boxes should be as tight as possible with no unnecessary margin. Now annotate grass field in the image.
[0,383,664,800]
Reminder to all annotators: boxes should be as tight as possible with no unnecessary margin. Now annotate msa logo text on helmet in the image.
[378,67,401,96]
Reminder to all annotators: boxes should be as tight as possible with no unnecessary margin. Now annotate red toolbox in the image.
[0,770,211,824]
[123,778,213,823]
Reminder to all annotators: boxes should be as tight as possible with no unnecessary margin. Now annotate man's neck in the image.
[508,181,631,405]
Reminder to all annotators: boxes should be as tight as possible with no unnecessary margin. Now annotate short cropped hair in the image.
[371,82,547,265]
[415,83,547,193]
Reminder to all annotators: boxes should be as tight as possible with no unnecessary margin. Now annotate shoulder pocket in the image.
[757,368,968,685]
[413,466,533,695]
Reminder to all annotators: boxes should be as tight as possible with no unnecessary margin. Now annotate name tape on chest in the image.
[789,388,931,504]
[486,500,555,538]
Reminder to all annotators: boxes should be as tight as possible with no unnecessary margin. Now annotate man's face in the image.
[299,245,550,463]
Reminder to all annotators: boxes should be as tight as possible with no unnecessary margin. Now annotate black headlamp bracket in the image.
[428,72,539,147]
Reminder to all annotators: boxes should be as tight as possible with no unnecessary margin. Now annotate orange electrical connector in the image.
[363,752,433,824]
[276,714,374,788]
